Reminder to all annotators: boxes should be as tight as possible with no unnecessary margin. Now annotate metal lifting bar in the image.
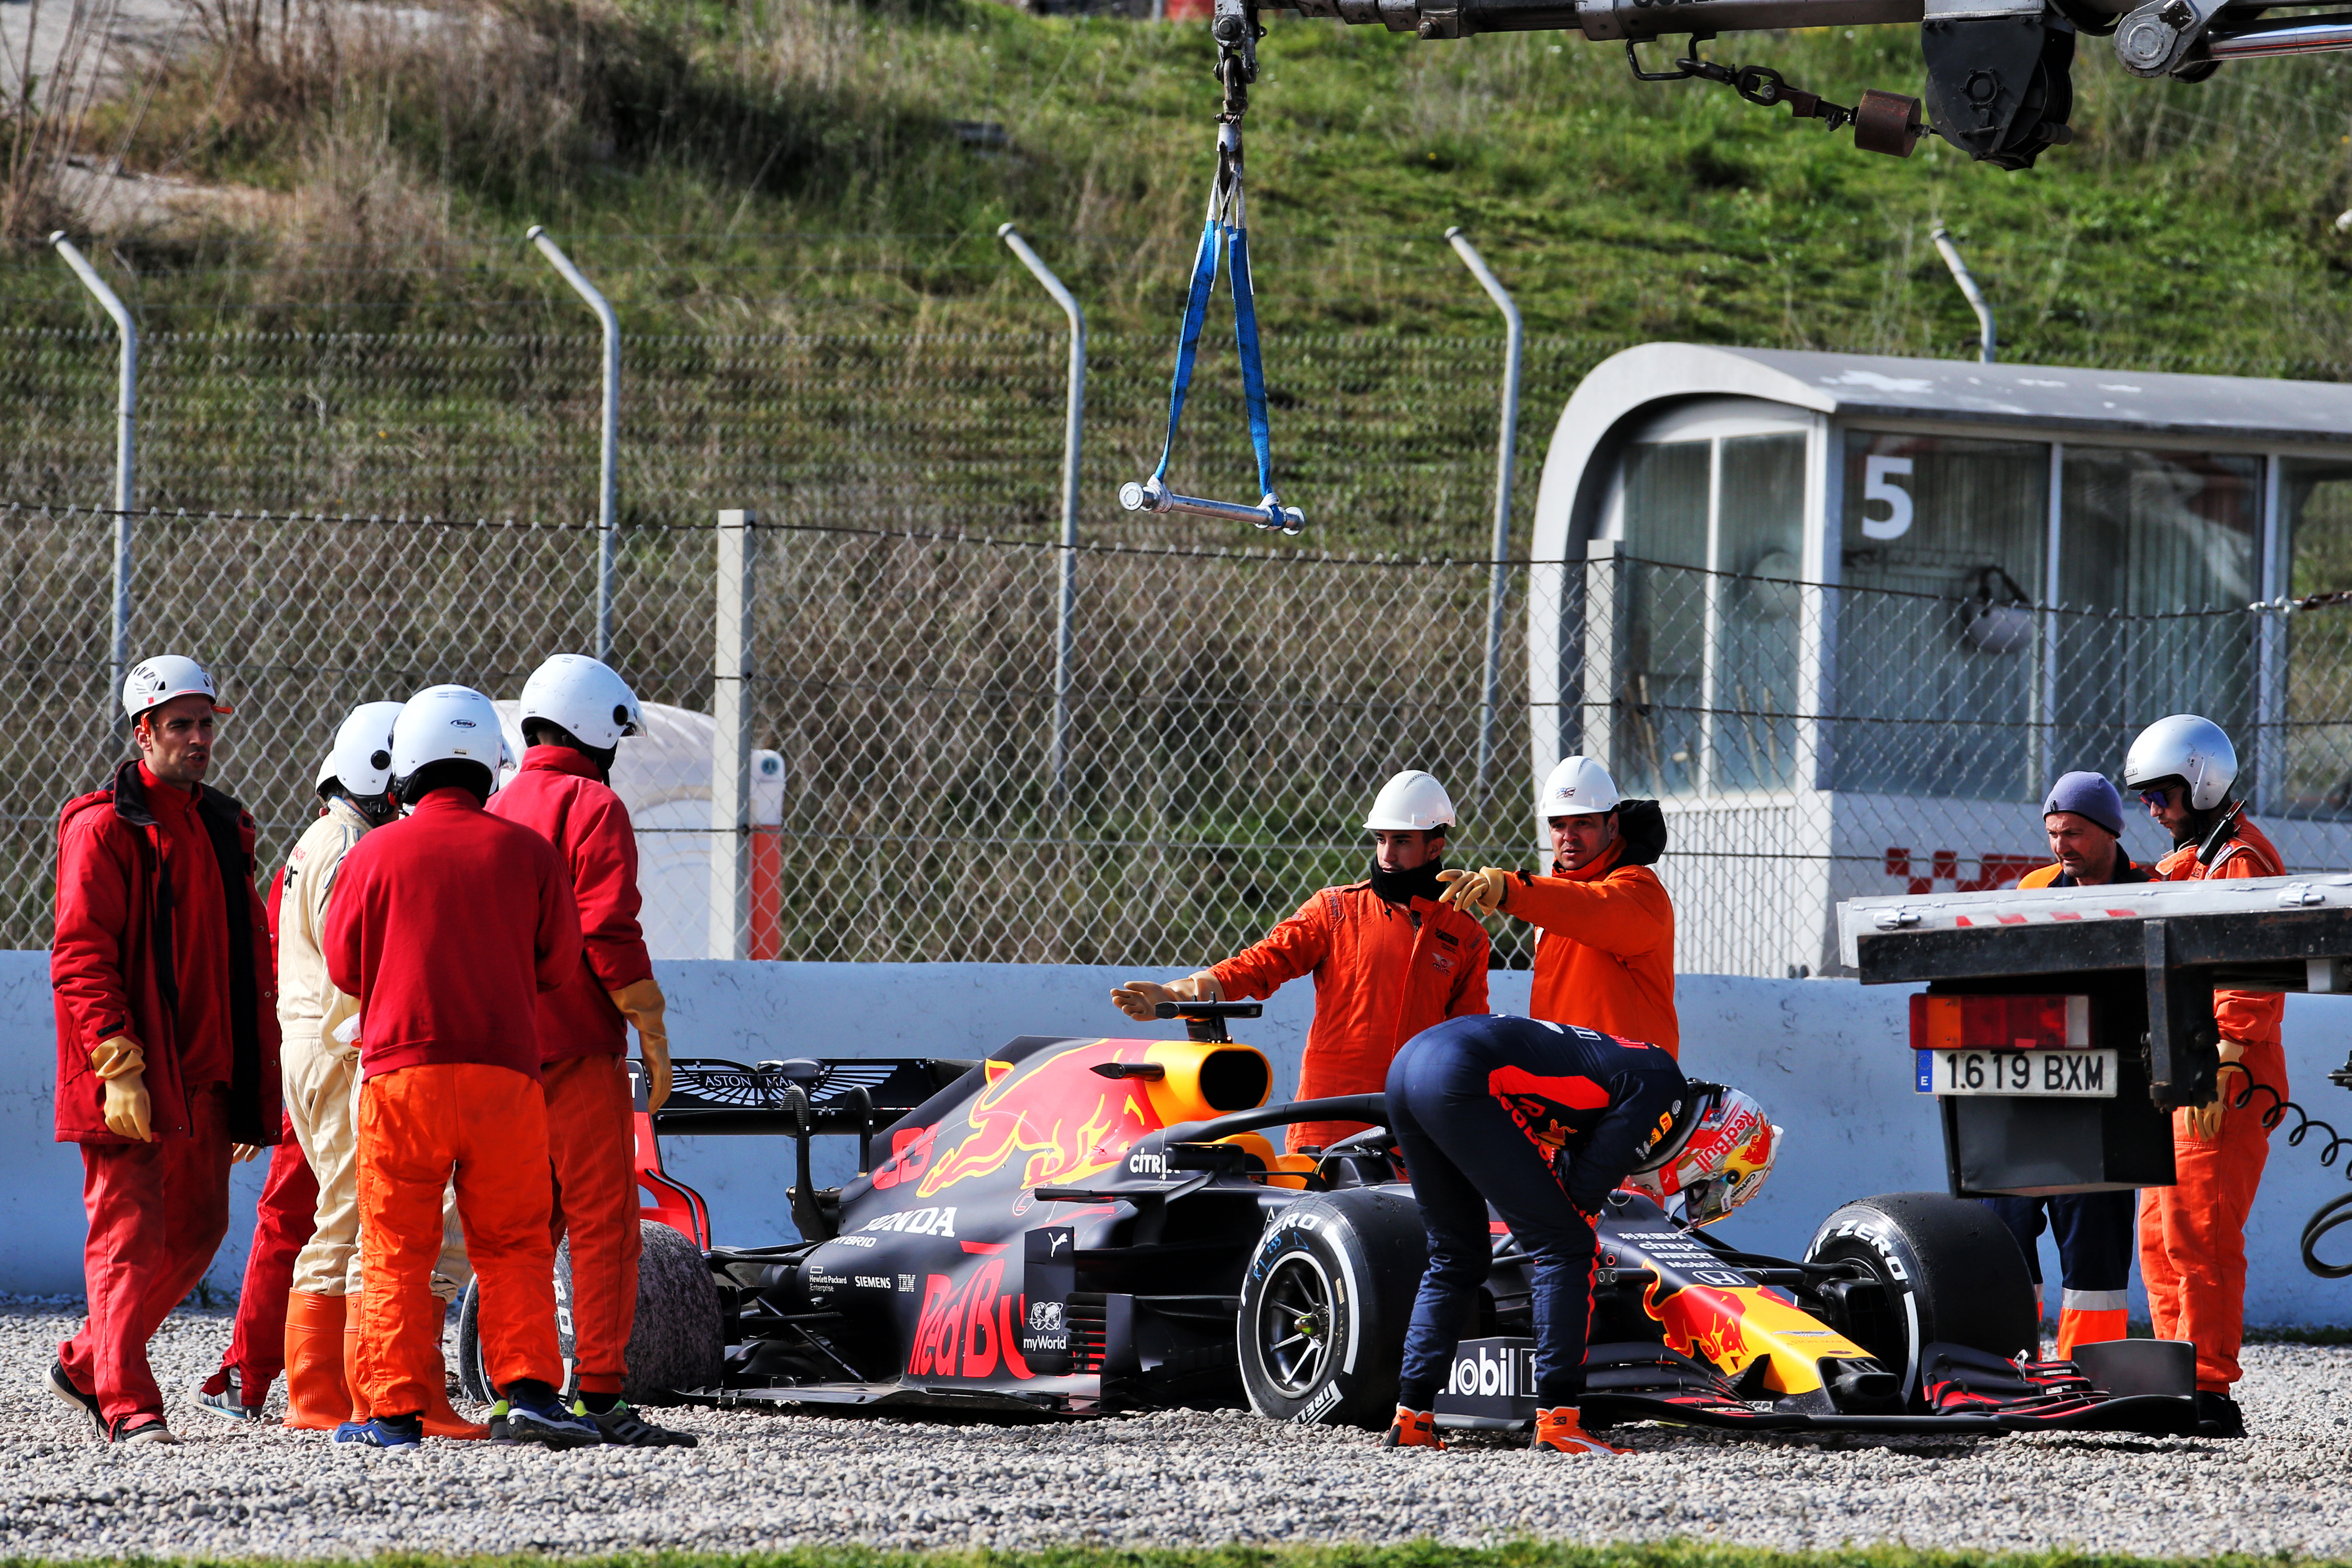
[528,225,621,662]
[51,234,136,733]
[1930,225,1996,364]
[1445,228,1523,807]
[997,224,1088,801]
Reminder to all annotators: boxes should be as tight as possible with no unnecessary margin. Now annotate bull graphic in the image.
[916,1042,1164,1199]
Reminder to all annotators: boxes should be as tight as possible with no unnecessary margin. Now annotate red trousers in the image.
[2140,1037,2283,1392]
[218,1113,319,1395]
[544,1053,640,1396]
[357,1063,561,1416]
[60,1085,232,1424]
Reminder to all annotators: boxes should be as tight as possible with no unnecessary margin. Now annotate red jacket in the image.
[1510,844,1679,1055]
[485,746,654,1064]
[52,760,280,1145]
[324,788,583,1083]
[1210,882,1490,1148]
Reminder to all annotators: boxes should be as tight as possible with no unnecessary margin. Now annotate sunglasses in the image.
[2138,785,2179,810]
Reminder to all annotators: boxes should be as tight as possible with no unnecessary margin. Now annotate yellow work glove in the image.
[609,977,672,1113]
[2184,1042,2250,1142]
[90,1034,153,1143]
[1110,974,1222,1022]
[1437,866,1513,919]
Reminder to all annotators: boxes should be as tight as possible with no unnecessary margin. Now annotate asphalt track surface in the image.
[3,1302,2349,1558]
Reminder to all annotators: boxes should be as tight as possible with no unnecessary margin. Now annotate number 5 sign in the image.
[1861,455,1914,540]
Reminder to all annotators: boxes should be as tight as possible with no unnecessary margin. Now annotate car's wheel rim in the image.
[1256,1251,1337,1399]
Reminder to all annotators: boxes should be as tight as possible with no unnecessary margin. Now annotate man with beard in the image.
[1110,771,1490,1152]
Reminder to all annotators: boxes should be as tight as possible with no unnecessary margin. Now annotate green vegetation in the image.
[10,0,2352,366]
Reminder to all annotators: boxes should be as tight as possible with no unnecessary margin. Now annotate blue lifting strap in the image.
[1133,122,1297,534]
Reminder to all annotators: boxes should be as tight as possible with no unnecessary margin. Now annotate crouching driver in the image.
[1381,1013,1778,1455]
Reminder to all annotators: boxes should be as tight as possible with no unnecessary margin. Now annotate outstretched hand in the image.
[1111,980,1178,1022]
[1437,866,1511,919]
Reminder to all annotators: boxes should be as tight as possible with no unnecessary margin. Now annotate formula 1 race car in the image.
[459,1003,2198,1437]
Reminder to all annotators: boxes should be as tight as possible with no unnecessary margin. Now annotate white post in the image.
[997,224,1087,800]
[527,225,621,661]
[52,232,136,724]
[1446,228,1524,808]
[1930,224,1996,364]
[710,509,757,962]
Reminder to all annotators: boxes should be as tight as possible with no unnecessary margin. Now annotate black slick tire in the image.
[1237,1188,1426,1430]
[1805,1190,2038,1408]
[459,1220,723,1406]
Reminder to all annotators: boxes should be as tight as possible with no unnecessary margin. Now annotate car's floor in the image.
[3,1301,2344,1557]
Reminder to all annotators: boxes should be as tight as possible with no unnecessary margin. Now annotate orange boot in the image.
[342,1287,371,1422]
[281,1292,353,1431]
[419,1351,488,1441]
[1532,1406,1630,1455]
[1380,1407,1444,1450]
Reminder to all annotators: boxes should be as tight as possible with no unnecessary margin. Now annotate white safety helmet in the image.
[316,701,406,800]
[2123,714,2239,812]
[1539,755,1621,820]
[122,655,232,723]
[1625,1082,1780,1228]
[389,685,511,799]
[1363,770,1456,833]
[518,654,643,752]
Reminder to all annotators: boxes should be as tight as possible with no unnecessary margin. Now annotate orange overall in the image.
[1209,883,1490,1152]
[1505,845,1679,1056]
[2138,818,2285,1394]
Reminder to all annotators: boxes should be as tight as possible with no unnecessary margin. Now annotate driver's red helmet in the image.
[1624,1083,1779,1227]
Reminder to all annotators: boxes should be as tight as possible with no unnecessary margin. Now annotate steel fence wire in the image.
[5,507,2352,973]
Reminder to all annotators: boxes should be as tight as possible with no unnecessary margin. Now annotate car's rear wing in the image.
[649,1056,976,1143]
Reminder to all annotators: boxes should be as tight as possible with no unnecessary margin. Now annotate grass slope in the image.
[10,0,2352,368]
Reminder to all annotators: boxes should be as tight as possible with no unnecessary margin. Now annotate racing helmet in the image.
[518,654,643,751]
[1625,1082,1780,1227]
[2122,714,2238,812]
[1539,755,1620,820]
[316,701,405,800]
[1364,769,1455,833]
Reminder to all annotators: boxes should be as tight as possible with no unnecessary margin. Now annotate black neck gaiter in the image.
[1367,858,1444,905]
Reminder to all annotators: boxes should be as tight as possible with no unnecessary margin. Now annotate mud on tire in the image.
[1236,1187,1426,1429]
[459,1219,725,1407]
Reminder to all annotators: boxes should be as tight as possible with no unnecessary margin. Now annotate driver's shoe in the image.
[1380,1407,1444,1450]
[1532,1406,1629,1456]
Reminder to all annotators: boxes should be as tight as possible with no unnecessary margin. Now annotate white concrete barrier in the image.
[5,956,2351,1326]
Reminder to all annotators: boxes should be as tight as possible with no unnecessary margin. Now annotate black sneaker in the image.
[488,1391,602,1450]
[186,1367,266,1423]
[574,1398,698,1448]
[2194,1390,2248,1439]
[108,1414,178,1446]
[45,1362,103,1439]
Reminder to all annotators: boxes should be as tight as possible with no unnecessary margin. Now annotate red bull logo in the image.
[1643,1279,1754,1371]
[912,1043,1164,1200]
[906,1260,1034,1381]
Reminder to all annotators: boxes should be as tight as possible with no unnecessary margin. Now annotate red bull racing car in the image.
[461,1003,2198,1438]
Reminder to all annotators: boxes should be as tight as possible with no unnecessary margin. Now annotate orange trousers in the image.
[2139,1037,2283,1393]
[543,1053,640,1396]
[356,1063,562,1416]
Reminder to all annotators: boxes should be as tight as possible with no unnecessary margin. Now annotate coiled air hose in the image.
[2213,1071,2352,1276]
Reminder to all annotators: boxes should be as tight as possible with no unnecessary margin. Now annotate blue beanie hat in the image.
[2043,771,2126,838]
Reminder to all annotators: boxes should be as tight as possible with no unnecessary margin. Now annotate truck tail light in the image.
[1910,993,2090,1051]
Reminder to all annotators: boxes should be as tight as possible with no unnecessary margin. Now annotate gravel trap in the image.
[4,1303,2350,1558]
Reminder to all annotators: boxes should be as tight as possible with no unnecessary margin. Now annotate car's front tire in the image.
[1237,1187,1426,1429]
[1805,1190,2039,1406]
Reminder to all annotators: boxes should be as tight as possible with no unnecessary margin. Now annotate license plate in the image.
[1916,1049,2117,1097]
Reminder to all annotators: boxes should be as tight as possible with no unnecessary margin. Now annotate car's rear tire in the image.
[1237,1187,1426,1429]
[457,1219,725,1407]
[1804,1191,2038,1406]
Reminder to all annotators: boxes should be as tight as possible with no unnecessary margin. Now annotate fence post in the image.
[710,509,757,962]
[1446,228,1524,808]
[1582,539,1625,782]
[527,225,621,662]
[997,224,1087,801]
[51,233,136,724]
